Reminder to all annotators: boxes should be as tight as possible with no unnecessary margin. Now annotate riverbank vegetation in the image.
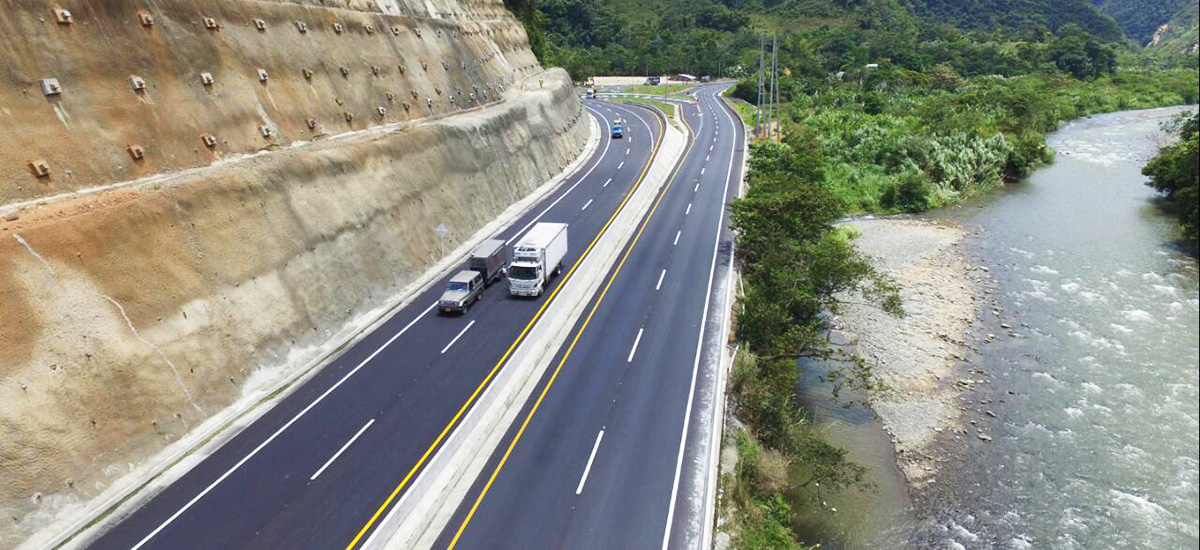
[720,135,901,547]
[734,68,1198,213]
[1143,112,1199,245]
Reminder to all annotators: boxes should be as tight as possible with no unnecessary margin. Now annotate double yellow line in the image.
[344,104,666,550]
[445,102,699,549]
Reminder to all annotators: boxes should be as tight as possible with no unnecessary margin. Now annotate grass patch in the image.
[620,83,697,96]
[610,97,677,120]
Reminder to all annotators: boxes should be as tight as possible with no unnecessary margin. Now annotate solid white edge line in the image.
[627,328,644,363]
[581,198,594,211]
[656,269,667,291]
[660,88,737,550]
[575,430,606,495]
[440,320,476,354]
[703,88,744,550]
[505,108,615,246]
[310,418,376,481]
[130,302,437,550]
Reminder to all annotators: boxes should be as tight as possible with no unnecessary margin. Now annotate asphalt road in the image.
[434,84,744,550]
[86,99,671,550]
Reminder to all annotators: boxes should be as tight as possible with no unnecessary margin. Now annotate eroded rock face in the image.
[0,0,544,205]
[0,1,586,544]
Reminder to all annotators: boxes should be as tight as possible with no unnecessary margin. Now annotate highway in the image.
[86,98,674,549]
[434,84,743,549]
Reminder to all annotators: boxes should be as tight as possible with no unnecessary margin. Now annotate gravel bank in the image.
[832,217,993,487]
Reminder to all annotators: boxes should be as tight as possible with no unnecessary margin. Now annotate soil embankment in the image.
[0,1,587,545]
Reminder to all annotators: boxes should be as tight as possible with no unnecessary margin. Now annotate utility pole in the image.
[755,36,765,139]
[768,34,778,141]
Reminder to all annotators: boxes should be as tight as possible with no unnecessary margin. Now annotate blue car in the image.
[611,118,624,138]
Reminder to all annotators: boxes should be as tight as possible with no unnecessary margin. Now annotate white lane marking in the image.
[581,198,594,211]
[618,161,625,170]
[705,155,710,162]
[627,328,644,363]
[310,419,375,481]
[626,147,630,155]
[661,86,740,550]
[700,167,706,176]
[709,145,713,152]
[505,108,614,245]
[694,183,699,193]
[686,203,692,215]
[440,320,476,354]
[673,231,681,246]
[603,178,612,188]
[129,302,436,550]
[575,430,605,495]
[656,269,667,291]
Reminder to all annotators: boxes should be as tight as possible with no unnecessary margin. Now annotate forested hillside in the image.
[1094,0,1193,44]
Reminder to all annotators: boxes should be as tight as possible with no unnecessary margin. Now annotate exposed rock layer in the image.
[0,0,585,544]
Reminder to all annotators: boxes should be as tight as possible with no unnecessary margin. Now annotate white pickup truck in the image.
[508,222,568,297]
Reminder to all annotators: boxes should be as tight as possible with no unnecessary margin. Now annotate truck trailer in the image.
[508,222,569,297]
[469,239,508,286]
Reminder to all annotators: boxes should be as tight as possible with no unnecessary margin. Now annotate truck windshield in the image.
[447,282,469,291]
[509,265,538,280]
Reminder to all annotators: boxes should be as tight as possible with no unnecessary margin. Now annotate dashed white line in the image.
[128,301,437,550]
[310,419,375,481]
[603,178,612,188]
[709,145,713,151]
[673,231,681,245]
[656,269,667,290]
[700,167,706,175]
[705,155,710,162]
[618,161,625,169]
[694,183,699,193]
[685,203,692,215]
[505,107,615,245]
[441,320,476,354]
[626,148,630,155]
[581,198,594,211]
[627,328,644,363]
[575,430,605,495]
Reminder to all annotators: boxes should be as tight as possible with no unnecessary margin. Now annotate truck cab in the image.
[611,118,624,139]
[508,222,568,297]
[585,87,596,99]
[439,270,485,314]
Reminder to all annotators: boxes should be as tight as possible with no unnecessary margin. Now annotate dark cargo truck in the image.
[469,239,508,286]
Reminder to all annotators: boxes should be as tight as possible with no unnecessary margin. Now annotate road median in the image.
[367,106,689,550]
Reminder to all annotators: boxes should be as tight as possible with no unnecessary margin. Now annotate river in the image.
[797,106,1200,549]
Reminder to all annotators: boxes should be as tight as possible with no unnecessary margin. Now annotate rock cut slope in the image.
[0,0,588,546]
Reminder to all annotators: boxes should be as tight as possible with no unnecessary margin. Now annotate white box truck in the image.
[508,222,568,297]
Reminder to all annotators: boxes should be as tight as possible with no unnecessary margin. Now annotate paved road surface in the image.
[435,84,743,550]
[87,100,671,550]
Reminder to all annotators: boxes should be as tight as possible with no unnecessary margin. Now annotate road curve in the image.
[85,100,668,550]
[433,84,744,550]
